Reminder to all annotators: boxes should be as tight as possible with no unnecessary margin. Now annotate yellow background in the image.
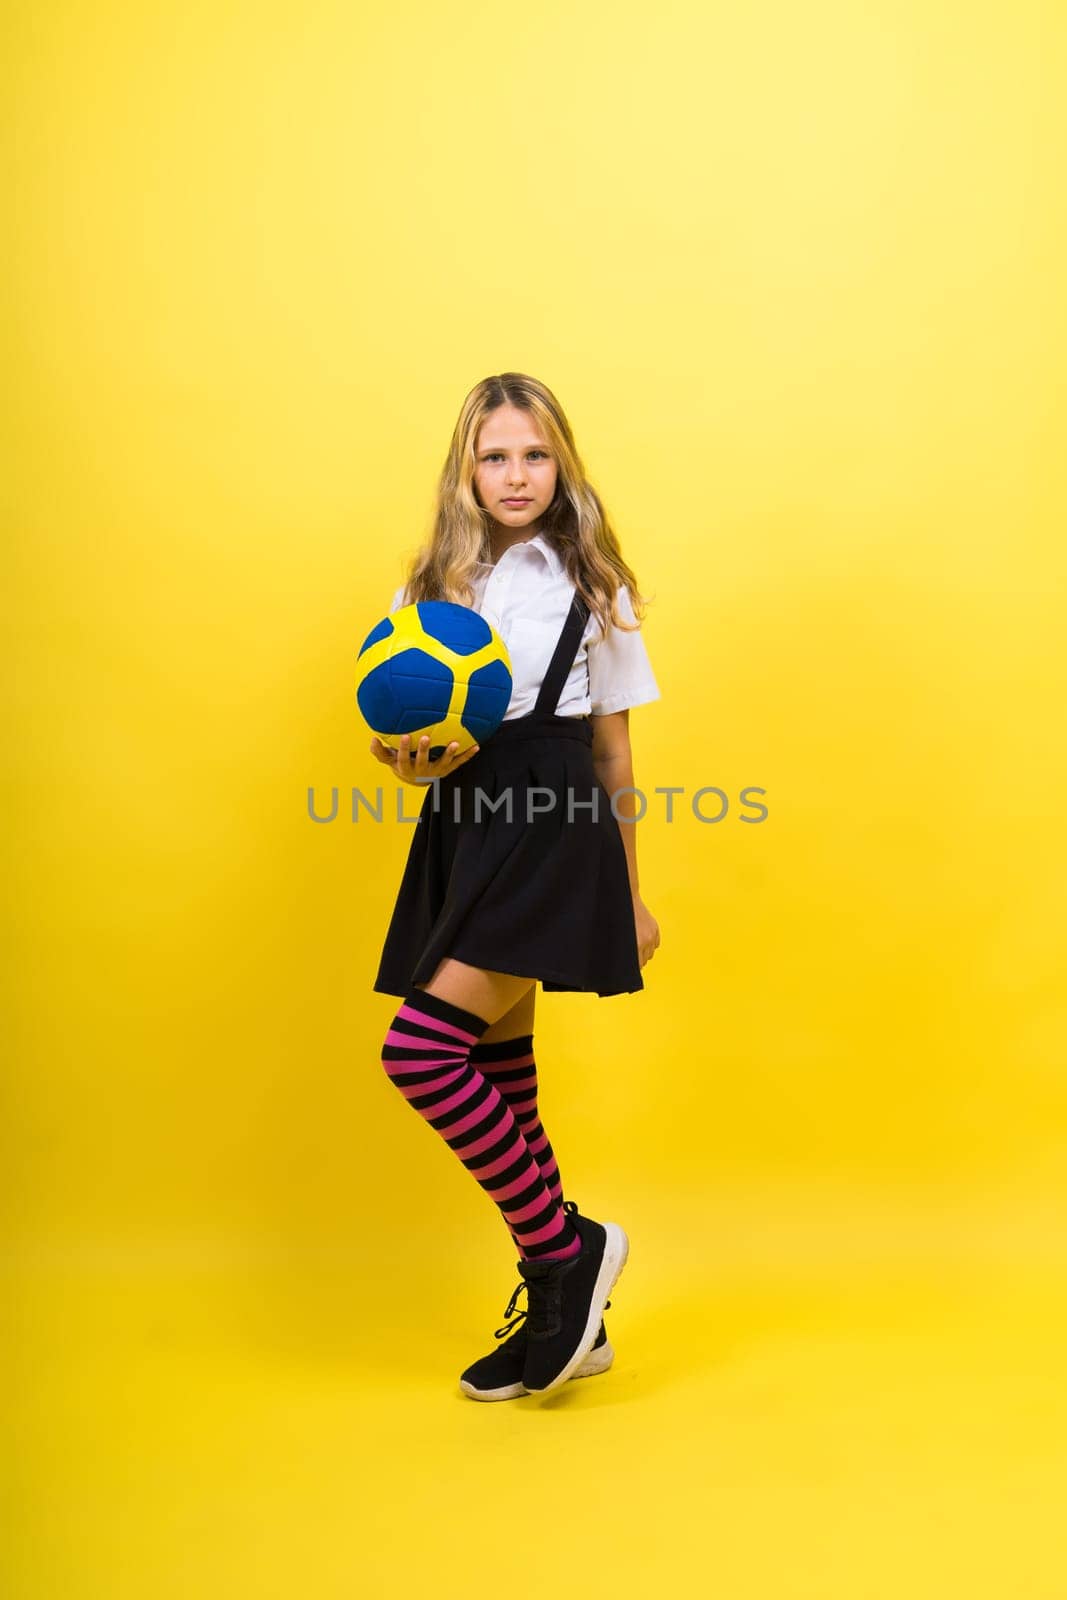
[6,0,1066,1594]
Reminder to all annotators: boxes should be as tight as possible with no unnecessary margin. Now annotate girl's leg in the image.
[467,987,568,1210]
[412,959,531,1025]
[478,981,537,1044]
[381,961,581,1261]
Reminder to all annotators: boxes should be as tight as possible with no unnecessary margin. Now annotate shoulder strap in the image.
[534,590,591,715]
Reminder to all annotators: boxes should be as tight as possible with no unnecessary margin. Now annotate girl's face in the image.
[473,405,559,535]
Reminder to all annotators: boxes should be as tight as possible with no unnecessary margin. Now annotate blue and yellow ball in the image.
[356,601,512,759]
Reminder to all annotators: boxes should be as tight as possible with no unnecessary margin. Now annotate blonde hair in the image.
[394,372,652,640]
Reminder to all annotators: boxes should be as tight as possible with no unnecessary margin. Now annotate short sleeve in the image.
[587,585,661,717]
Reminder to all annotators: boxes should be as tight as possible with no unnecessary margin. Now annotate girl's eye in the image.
[485,451,547,461]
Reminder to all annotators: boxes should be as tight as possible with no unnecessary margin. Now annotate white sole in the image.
[568,1336,615,1381]
[524,1221,629,1396]
[459,1377,525,1402]
[459,1336,616,1402]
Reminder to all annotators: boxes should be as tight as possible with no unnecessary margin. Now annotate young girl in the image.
[369,372,661,1402]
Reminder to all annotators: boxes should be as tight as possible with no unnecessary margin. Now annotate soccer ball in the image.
[356,601,513,759]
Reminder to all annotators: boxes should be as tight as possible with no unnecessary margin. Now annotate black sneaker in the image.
[458,1282,614,1402]
[518,1204,629,1395]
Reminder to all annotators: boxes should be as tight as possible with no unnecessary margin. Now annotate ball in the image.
[355,600,513,760]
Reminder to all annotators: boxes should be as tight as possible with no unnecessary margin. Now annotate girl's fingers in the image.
[435,742,460,772]
[374,733,482,780]
[430,739,481,774]
[451,743,480,768]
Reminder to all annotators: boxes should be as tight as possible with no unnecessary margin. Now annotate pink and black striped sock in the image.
[468,1033,567,1210]
[381,989,581,1263]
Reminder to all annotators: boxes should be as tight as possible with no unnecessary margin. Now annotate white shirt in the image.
[388,530,660,720]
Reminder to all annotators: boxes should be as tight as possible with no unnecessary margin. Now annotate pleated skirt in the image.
[372,710,643,998]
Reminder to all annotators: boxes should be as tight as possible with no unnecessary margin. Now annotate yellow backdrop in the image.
[6,0,1066,1595]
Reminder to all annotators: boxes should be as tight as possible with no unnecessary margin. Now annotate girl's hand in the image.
[370,732,482,786]
[633,895,661,968]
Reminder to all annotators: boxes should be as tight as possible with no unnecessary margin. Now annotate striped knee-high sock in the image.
[381,989,581,1262]
[468,1034,567,1209]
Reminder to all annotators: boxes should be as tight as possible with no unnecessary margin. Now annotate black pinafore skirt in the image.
[372,592,643,998]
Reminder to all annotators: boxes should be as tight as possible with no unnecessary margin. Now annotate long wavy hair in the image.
[394,373,653,640]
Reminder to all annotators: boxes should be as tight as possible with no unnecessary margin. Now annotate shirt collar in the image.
[476,530,564,579]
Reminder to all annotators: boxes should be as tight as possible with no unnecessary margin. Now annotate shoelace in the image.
[520,1264,566,1336]
[494,1281,528,1340]
[494,1280,612,1342]
[494,1202,601,1341]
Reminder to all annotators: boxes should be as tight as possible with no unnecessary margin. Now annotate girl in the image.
[370,372,661,1401]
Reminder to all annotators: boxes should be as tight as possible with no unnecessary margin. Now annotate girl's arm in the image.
[591,710,643,897]
[591,710,660,968]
